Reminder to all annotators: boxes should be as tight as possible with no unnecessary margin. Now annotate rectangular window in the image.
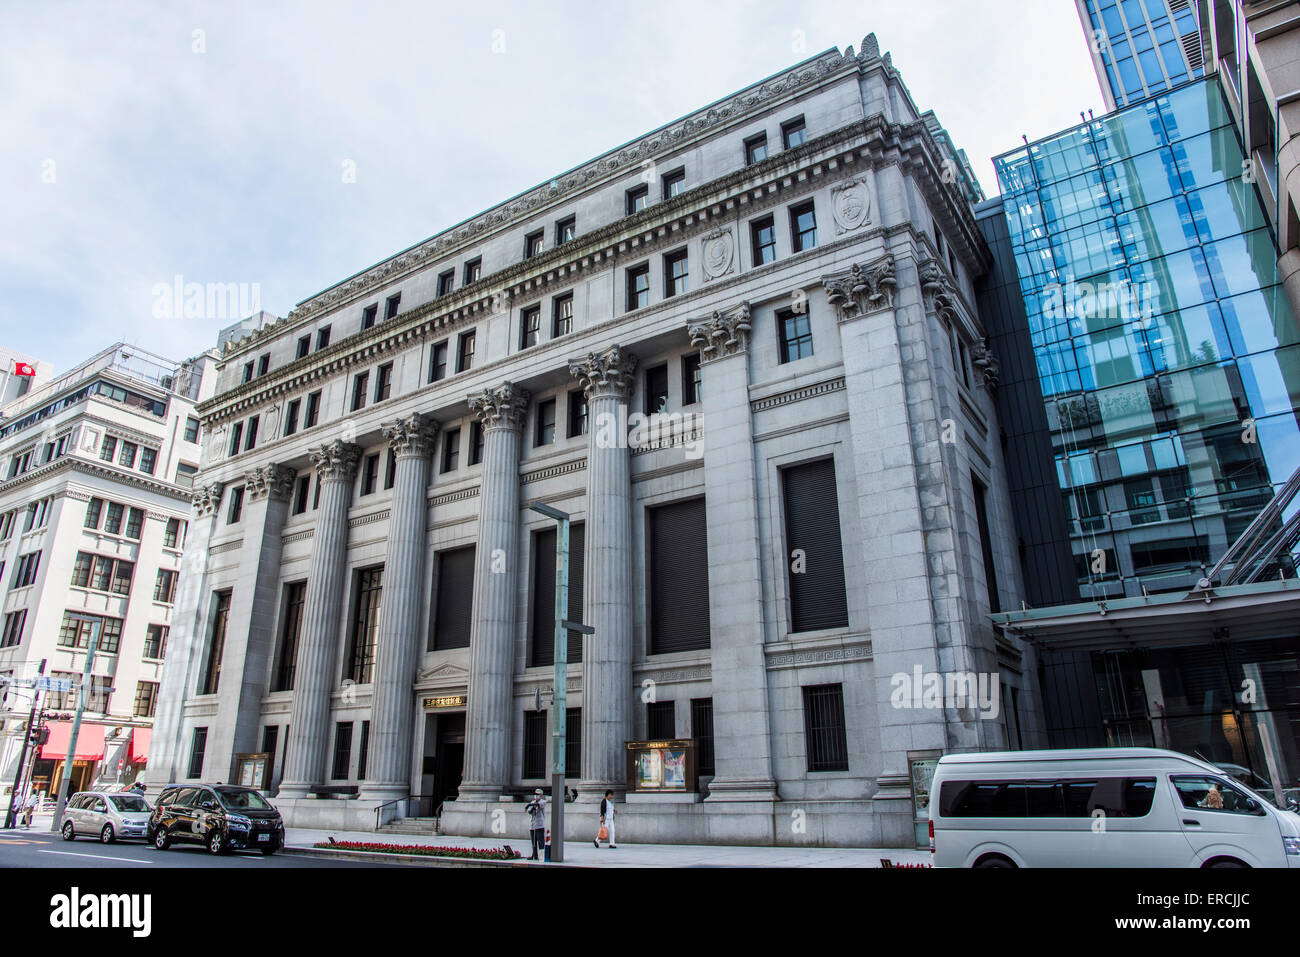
[362,304,378,330]
[134,681,159,718]
[284,398,301,436]
[647,701,675,739]
[188,728,208,779]
[972,474,1001,613]
[535,398,556,447]
[316,325,332,350]
[119,440,138,467]
[745,132,768,165]
[331,722,354,780]
[520,305,541,349]
[243,362,254,383]
[85,498,103,529]
[200,591,231,695]
[431,545,475,650]
[375,362,393,402]
[384,449,396,490]
[524,229,544,259]
[428,341,448,382]
[272,581,306,692]
[522,711,546,779]
[790,201,818,252]
[293,475,310,515]
[346,566,383,685]
[104,502,123,535]
[164,517,185,548]
[139,448,157,474]
[126,506,145,540]
[437,270,455,296]
[662,168,685,200]
[644,364,668,415]
[257,353,270,377]
[664,249,689,297]
[469,421,484,466]
[802,684,849,771]
[457,331,476,372]
[567,389,587,437]
[296,335,310,359]
[358,721,370,779]
[227,486,244,524]
[1,610,27,648]
[244,416,258,451]
[361,453,380,496]
[777,308,814,363]
[555,216,576,246]
[71,551,93,588]
[154,569,177,604]
[552,293,573,338]
[751,216,777,265]
[351,372,369,411]
[648,498,710,653]
[384,293,401,320]
[626,184,649,215]
[57,614,122,654]
[228,422,243,457]
[12,551,40,588]
[441,428,460,473]
[681,353,702,405]
[304,390,321,428]
[782,459,849,632]
[185,416,202,442]
[529,523,585,667]
[144,624,168,660]
[691,698,715,775]
[463,257,481,285]
[100,436,117,462]
[626,263,650,311]
[781,116,807,149]
[566,708,581,779]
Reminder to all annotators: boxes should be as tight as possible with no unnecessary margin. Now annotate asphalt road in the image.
[0,828,401,868]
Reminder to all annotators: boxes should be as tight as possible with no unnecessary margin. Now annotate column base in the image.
[357,783,409,804]
[275,782,315,801]
[575,781,624,803]
[452,783,505,803]
[703,778,778,803]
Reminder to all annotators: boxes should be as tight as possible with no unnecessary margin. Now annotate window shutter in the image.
[782,459,849,632]
[432,546,475,650]
[530,524,585,666]
[649,498,710,654]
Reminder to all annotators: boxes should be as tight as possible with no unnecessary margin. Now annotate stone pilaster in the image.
[569,345,636,798]
[278,441,360,800]
[685,306,778,803]
[456,383,528,802]
[360,414,439,802]
[142,481,224,786]
[208,464,296,780]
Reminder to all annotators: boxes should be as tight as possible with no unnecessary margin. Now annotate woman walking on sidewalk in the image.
[593,789,617,848]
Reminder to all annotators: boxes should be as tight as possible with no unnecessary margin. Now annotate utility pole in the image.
[50,614,102,833]
[3,658,46,829]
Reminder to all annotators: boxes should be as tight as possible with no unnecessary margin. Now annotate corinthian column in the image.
[456,382,528,803]
[360,414,439,803]
[278,440,361,800]
[569,345,636,797]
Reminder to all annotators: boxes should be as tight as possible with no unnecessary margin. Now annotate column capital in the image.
[383,412,439,457]
[687,302,751,362]
[191,481,226,517]
[309,440,362,481]
[821,254,896,322]
[569,344,637,400]
[468,381,529,432]
[245,463,297,502]
[918,257,958,323]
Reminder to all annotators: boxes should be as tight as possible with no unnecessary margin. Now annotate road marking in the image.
[40,849,154,864]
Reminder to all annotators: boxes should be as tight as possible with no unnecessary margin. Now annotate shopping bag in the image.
[597,825,609,842]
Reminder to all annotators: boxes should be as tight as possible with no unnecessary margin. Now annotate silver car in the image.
[61,790,153,843]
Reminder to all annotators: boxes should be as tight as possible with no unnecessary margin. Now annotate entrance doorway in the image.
[420,712,464,817]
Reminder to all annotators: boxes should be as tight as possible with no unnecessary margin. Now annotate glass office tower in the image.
[1077,0,1205,109]
[994,77,1300,603]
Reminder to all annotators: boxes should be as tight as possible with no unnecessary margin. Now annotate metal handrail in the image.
[374,794,437,831]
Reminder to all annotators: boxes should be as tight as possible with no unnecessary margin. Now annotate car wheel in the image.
[99,824,115,844]
[61,821,75,841]
[207,828,226,855]
[153,826,171,850]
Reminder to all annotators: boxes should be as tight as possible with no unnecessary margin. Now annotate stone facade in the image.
[144,37,1041,846]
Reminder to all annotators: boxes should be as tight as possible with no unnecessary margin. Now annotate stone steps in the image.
[376,817,440,836]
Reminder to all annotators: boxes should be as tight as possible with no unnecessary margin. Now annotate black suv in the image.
[148,784,284,855]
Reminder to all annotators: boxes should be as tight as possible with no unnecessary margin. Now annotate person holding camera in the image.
[525,788,547,861]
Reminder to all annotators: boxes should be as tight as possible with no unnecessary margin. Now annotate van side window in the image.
[940,777,1157,818]
[1172,776,1264,816]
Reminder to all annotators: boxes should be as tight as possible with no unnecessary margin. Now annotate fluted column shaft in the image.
[361,415,437,801]
[458,383,527,802]
[279,441,360,800]
[570,346,636,795]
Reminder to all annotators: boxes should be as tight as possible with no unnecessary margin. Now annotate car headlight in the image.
[1283,837,1300,856]
[227,814,252,829]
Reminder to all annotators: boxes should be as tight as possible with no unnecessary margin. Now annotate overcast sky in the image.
[0,0,1103,376]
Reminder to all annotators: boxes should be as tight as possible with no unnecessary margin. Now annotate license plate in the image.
[257,833,270,842]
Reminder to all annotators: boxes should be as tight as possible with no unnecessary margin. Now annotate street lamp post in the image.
[528,502,595,864]
[50,614,102,833]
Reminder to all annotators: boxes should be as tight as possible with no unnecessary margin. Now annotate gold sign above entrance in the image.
[423,694,467,710]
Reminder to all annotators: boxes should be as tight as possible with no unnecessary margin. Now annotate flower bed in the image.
[313,837,521,861]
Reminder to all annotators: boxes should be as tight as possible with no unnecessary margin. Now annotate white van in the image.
[61,790,153,843]
[929,748,1300,868]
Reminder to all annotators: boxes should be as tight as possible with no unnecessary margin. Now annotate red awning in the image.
[39,721,107,761]
[129,727,151,763]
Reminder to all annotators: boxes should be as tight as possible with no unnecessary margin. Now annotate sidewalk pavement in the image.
[284,826,933,867]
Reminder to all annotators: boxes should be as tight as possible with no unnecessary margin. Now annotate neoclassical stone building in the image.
[145,36,1041,847]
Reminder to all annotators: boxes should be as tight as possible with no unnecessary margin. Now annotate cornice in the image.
[0,456,193,503]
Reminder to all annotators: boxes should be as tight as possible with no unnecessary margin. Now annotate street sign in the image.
[33,677,75,693]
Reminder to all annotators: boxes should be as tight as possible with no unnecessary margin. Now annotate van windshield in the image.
[108,795,150,812]
[215,787,272,810]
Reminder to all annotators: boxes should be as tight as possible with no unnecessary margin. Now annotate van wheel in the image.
[1205,858,1249,869]
[973,854,1017,868]
[61,821,75,841]
[99,824,115,844]
[207,828,226,855]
